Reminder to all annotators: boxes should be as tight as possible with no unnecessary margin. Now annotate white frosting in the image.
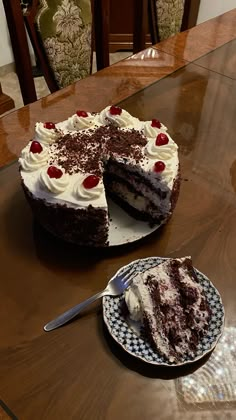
[67,113,99,130]
[146,134,178,160]
[21,169,107,209]
[19,105,179,211]
[160,163,175,184]
[39,167,69,194]
[143,120,167,138]
[19,143,49,171]
[125,287,142,321]
[98,106,140,128]
[73,175,103,200]
[35,122,59,145]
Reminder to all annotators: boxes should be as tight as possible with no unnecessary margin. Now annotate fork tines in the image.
[121,266,136,286]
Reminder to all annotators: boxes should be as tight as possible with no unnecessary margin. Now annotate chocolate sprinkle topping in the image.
[49,125,147,175]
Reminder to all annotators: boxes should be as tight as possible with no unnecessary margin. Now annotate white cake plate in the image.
[107,198,161,246]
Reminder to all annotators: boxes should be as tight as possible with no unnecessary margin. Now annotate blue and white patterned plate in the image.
[103,257,225,367]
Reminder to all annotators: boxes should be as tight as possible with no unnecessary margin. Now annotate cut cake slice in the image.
[125,257,211,363]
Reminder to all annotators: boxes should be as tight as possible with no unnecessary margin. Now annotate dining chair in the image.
[3,0,110,105]
[133,0,200,53]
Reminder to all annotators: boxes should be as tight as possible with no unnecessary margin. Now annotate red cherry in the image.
[30,140,43,154]
[155,133,169,146]
[109,105,122,116]
[76,110,88,117]
[47,166,63,179]
[154,161,166,173]
[44,122,55,129]
[151,119,161,129]
[83,175,100,189]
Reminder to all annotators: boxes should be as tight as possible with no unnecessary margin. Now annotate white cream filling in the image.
[107,181,171,215]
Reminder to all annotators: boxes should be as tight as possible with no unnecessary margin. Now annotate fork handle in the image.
[44,291,104,332]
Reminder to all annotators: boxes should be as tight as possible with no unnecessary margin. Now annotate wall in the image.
[0,0,34,68]
[0,0,14,66]
[197,0,236,24]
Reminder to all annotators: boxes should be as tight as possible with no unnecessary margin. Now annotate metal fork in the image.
[44,265,135,332]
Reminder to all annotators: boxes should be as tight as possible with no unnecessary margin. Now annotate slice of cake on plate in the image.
[125,257,211,363]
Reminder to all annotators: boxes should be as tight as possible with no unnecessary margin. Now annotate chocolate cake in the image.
[125,257,211,363]
[19,106,180,246]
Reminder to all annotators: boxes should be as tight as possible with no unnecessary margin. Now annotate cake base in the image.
[22,183,109,247]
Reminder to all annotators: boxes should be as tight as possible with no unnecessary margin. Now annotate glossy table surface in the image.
[1,10,236,420]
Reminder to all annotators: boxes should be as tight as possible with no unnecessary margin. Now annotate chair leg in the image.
[2,0,37,105]
[133,0,148,54]
[181,0,200,31]
[24,16,59,93]
[93,0,110,70]
[148,0,160,44]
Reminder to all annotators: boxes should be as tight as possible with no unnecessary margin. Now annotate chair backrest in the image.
[3,0,109,105]
[152,0,200,43]
[155,0,185,42]
[34,0,93,89]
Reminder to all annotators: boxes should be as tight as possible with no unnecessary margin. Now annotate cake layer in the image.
[105,176,169,223]
[104,161,180,223]
[107,190,167,225]
[125,257,211,363]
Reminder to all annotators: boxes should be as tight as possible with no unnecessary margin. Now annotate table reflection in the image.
[177,327,236,410]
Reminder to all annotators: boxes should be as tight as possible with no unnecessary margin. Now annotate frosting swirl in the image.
[146,136,178,160]
[161,164,174,183]
[73,176,103,200]
[67,113,98,130]
[40,167,69,194]
[125,287,142,321]
[150,161,174,183]
[35,122,60,145]
[143,121,167,138]
[98,106,135,128]
[19,144,49,171]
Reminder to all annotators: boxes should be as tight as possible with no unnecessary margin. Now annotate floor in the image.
[0,52,131,116]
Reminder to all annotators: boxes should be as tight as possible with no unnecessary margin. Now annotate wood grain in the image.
[0,83,14,116]
[0,48,186,168]
[194,37,236,79]
[154,8,236,62]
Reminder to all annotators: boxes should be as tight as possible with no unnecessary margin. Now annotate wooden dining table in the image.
[1,9,236,420]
